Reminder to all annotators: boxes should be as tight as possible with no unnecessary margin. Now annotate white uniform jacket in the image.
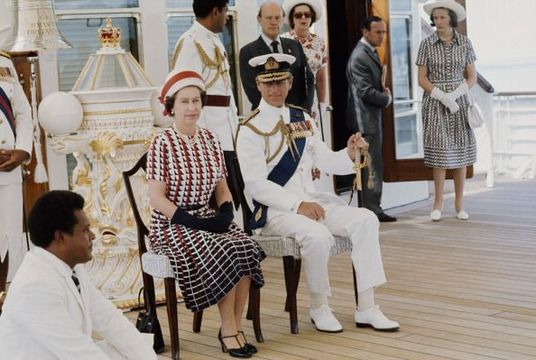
[0,53,33,186]
[172,21,238,151]
[236,99,355,224]
[0,53,33,263]
[0,247,157,360]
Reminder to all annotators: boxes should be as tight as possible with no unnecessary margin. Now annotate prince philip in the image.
[236,54,399,333]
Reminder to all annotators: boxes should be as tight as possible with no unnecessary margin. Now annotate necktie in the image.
[374,49,381,62]
[271,40,279,53]
[71,270,81,293]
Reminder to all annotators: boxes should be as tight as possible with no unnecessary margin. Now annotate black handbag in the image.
[135,288,165,354]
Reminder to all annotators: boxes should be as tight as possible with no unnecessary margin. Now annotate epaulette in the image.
[239,108,260,126]
[0,51,11,59]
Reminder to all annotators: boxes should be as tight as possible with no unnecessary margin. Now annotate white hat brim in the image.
[423,0,466,22]
[282,0,323,24]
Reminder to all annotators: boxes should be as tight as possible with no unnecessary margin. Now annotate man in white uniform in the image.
[171,0,241,205]
[0,46,33,310]
[236,54,399,333]
[0,190,157,360]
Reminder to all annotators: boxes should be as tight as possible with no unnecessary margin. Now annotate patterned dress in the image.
[416,31,477,169]
[146,126,265,312]
[282,30,327,125]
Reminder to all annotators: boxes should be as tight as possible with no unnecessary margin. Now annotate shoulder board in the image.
[287,103,307,112]
[240,108,260,126]
[0,51,11,59]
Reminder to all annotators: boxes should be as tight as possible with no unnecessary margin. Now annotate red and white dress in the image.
[147,126,265,312]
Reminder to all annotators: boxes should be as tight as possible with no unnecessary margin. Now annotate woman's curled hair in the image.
[164,90,207,116]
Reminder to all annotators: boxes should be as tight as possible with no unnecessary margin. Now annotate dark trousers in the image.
[361,133,384,215]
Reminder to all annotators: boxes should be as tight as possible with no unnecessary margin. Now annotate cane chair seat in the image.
[252,235,353,258]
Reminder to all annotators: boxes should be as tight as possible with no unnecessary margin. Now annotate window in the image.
[54,0,139,10]
[167,0,235,6]
[389,1,423,159]
[390,0,411,12]
[391,16,413,113]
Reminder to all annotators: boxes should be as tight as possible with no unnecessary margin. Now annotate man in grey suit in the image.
[346,16,396,222]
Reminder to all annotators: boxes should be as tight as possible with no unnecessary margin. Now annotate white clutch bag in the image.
[467,93,484,129]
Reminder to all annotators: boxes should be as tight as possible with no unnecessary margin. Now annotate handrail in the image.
[420,18,495,94]
[494,91,536,97]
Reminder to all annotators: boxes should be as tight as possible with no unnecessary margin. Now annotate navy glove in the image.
[171,202,233,233]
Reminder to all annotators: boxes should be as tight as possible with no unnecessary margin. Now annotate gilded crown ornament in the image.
[98,18,121,48]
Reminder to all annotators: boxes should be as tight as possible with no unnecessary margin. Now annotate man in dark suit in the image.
[239,0,314,111]
[346,16,396,222]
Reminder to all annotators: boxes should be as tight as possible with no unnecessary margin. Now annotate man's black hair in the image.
[28,190,85,248]
[361,16,383,31]
[193,0,228,18]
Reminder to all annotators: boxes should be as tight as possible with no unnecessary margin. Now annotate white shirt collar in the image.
[261,33,282,52]
[192,20,218,39]
[33,246,74,278]
[360,37,376,52]
[258,98,287,119]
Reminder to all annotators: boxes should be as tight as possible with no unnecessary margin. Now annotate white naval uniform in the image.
[0,247,157,360]
[236,99,387,295]
[172,20,238,151]
[0,54,33,266]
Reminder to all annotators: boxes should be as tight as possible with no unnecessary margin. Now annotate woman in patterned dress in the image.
[147,69,265,358]
[417,0,477,221]
[282,0,327,125]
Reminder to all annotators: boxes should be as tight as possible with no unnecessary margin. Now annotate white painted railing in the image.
[492,92,536,180]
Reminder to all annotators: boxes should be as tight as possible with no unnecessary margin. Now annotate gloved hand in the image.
[171,202,234,233]
[430,87,459,113]
[450,81,469,100]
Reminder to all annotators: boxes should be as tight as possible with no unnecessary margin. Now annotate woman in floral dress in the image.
[417,0,477,221]
[147,69,264,357]
[282,0,327,125]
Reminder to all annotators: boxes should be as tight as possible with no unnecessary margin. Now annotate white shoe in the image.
[456,210,469,220]
[310,305,343,333]
[355,305,400,332]
[430,209,442,221]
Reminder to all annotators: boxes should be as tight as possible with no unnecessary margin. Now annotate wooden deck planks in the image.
[125,177,536,359]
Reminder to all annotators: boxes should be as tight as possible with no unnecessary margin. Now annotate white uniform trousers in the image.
[0,184,25,280]
[262,203,386,296]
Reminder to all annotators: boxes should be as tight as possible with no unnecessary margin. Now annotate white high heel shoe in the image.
[456,210,469,220]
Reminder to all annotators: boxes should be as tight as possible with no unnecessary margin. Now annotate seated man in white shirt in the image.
[0,190,157,360]
[236,53,399,333]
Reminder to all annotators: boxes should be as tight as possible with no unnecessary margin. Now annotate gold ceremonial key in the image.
[352,148,369,191]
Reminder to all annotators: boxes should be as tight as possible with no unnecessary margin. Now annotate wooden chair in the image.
[123,153,202,360]
[123,153,264,359]
[233,157,358,334]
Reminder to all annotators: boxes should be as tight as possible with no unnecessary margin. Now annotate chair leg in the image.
[192,311,203,333]
[352,265,358,308]
[284,258,301,312]
[164,278,180,360]
[248,285,264,342]
[283,256,300,334]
